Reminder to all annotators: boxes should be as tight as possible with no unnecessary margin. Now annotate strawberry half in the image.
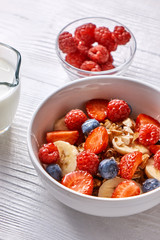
[149,145,160,154]
[61,170,93,195]
[84,126,108,154]
[136,113,160,132]
[46,130,79,145]
[120,151,142,179]
[86,99,108,122]
[112,180,141,198]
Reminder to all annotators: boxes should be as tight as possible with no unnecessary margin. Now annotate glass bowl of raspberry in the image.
[27,75,160,217]
[56,17,136,80]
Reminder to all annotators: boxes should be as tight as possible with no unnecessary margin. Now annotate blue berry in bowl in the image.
[142,178,160,193]
[98,158,119,179]
[81,119,100,136]
[46,164,62,181]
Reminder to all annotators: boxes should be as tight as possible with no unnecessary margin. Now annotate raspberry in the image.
[88,45,109,64]
[77,150,99,175]
[154,150,160,170]
[77,41,90,55]
[65,109,87,130]
[101,62,115,71]
[139,124,160,146]
[58,31,78,54]
[65,51,86,68]
[112,26,131,45]
[38,143,59,164]
[94,27,117,51]
[80,61,101,71]
[107,99,131,122]
[75,23,96,45]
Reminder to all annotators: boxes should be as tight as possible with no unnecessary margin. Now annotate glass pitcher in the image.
[0,43,21,134]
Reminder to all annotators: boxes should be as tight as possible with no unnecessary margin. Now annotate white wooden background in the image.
[0,0,160,239]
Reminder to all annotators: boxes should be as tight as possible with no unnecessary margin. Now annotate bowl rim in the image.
[27,75,160,202]
[55,16,137,75]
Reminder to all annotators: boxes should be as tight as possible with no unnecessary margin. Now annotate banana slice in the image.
[98,177,125,198]
[54,141,78,176]
[98,177,142,198]
[54,117,68,130]
[112,136,150,155]
[145,158,160,181]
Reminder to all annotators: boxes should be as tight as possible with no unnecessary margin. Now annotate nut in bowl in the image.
[27,76,160,217]
[56,17,136,80]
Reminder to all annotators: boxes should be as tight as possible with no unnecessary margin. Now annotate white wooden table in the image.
[1,0,160,239]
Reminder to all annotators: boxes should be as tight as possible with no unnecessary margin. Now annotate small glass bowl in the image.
[56,17,137,80]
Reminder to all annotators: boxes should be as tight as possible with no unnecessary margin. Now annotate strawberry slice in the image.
[86,99,109,122]
[112,180,141,198]
[120,151,142,179]
[61,170,93,195]
[136,113,160,132]
[46,130,79,145]
[149,145,160,154]
[84,126,108,154]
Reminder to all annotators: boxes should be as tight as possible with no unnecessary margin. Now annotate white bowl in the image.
[27,76,160,217]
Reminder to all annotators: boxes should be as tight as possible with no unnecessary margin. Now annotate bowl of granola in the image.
[56,17,136,80]
[27,76,160,217]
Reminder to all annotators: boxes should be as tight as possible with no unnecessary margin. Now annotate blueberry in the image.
[81,119,100,136]
[98,158,119,179]
[46,164,62,181]
[142,178,160,193]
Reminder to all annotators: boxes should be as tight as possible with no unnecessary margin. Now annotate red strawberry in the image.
[77,150,99,175]
[112,180,141,198]
[120,151,142,179]
[84,126,108,154]
[64,109,87,130]
[38,143,59,164]
[86,99,109,122]
[136,113,160,132]
[46,130,79,145]
[154,150,160,170]
[149,145,160,154]
[61,170,93,195]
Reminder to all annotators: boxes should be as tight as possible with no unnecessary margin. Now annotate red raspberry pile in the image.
[58,22,131,72]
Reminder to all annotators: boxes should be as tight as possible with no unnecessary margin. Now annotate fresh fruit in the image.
[46,164,62,181]
[46,130,79,145]
[38,143,59,164]
[81,119,100,136]
[80,60,101,71]
[120,151,142,179]
[74,23,96,45]
[86,98,108,122]
[139,124,160,146]
[112,180,141,198]
[154,150,160,170]
[145,158,160,181]
[58,31,77,54]
[101,62,115,71]
[94,26,117,51]
[64,109,87,131]
[61,170,93,195]
[98,177,125,197]
[98,158,119,179]
[77,41,90,55]
[54,141,78,176]
[84,126,108,154]
[107,99,131,122]
[149,145,160,154]
[77,150,99,175]
[112,26,131,45]
[135,113,160,132]
[88,45,109,64]
[54,117,68,130]
[65,51,86,68]
[142,178,160,193]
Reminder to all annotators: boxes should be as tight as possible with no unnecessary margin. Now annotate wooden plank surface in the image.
[0,0,160,239]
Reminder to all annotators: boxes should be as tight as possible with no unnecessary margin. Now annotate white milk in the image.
[0,58,20,133]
